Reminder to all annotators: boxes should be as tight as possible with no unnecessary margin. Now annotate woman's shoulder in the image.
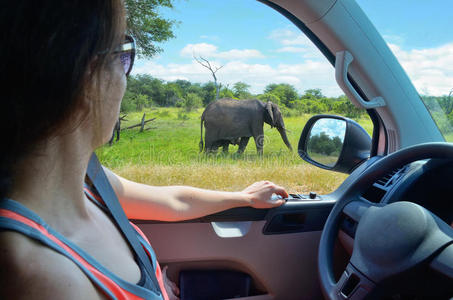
[0,231,106,299]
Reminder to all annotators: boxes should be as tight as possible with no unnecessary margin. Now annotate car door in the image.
[135,198,340,299]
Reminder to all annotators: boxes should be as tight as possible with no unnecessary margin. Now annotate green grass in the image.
[308,152,339,167]
[97,107,373,194]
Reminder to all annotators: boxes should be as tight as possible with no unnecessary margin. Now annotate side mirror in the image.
[298,115,371,174]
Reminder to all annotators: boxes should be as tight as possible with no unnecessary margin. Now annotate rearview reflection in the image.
[307,118,346,167]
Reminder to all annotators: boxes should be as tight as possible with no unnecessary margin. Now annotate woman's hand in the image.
[242,181,288,209]
[162,266,180,300]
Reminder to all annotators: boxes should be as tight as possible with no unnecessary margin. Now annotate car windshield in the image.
[358,0,453,141]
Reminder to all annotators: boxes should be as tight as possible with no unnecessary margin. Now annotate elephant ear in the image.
[266,101,275,127]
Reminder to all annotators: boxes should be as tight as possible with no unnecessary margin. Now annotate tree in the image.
[308,132,337,156]
[332,136,343,153]
[233,82,251,99]
[264,84,278,94]
[264,83,298,107]
[123,73,370,118]
[219,85,235,99]
[164,83,183,106]
[131,75,166,106]
[422,89,453,116]
[332,95,364,119]
[173,79,193,97]
[125,0,178,58]
[183,93,202,112]
[187,82,203,98]
[257,93,281,106]
[194,56,224,101]
[294,99,328,114]
[121,90,136,112]
[201,82,217,106]
[133,94,151,110]
[302,88,324,100]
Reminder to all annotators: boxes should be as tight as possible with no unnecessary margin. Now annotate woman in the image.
[0,1,288,299]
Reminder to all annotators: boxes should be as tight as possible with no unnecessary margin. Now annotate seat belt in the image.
[86,153,162,295]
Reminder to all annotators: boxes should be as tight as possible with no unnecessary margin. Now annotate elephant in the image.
[199,98,293,154]
[209,137,242,154]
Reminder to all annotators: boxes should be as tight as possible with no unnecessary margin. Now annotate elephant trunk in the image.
[277,127,293,151]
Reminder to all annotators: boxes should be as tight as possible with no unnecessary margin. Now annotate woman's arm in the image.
[103,167,288,221]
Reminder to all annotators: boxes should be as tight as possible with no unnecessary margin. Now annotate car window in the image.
[357,0,453,141]
[97,0,373,196]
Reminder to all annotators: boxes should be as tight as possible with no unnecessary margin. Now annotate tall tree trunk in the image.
[194,55,223,102]
[215,81,220,100]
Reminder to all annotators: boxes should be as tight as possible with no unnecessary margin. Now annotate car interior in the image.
[129,0,453,299]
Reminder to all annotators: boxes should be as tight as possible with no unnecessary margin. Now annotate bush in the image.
[257,93,282,106]
[332,100,364,119]
[279,105,300,117]
[183,93,203,112]
[121,99,136,113]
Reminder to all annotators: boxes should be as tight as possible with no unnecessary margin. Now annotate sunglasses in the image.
[112,35,136,76]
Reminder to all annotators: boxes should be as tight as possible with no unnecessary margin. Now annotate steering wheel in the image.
[319,143,453,299]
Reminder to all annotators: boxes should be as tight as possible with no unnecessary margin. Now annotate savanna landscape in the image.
[97,106,373,195]
[96,72,453,195]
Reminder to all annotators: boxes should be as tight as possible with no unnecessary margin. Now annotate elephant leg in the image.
[203,132,213,153]
[253,135,264,155]
[211,143,221,154]
[222,142,229,154]
[207,144,219,154]
[237,137,250,154]
[207,140,221,154]
[204,140,213,153]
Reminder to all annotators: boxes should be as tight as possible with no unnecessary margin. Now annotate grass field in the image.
[96,107,373,194]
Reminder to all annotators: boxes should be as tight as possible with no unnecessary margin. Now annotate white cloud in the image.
[180,43,217,57]
[217,49,265,60]
[389,42,453,96]
[311,119,346,138]
[269,28,453,97]
[131,27,343,96]
[269,28,325,61]
[180,43,265,60]
[134,30,453,98]
[268,28,313,47]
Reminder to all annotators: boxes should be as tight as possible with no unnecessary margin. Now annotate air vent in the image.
[362,166,406,203]
[375,167,402,187]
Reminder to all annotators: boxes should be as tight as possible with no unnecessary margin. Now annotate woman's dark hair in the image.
[0,1,126,198]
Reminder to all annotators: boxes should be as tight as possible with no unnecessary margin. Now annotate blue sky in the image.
[311,119,346,139]
[133,0,453,96]
[359,0,453,49]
